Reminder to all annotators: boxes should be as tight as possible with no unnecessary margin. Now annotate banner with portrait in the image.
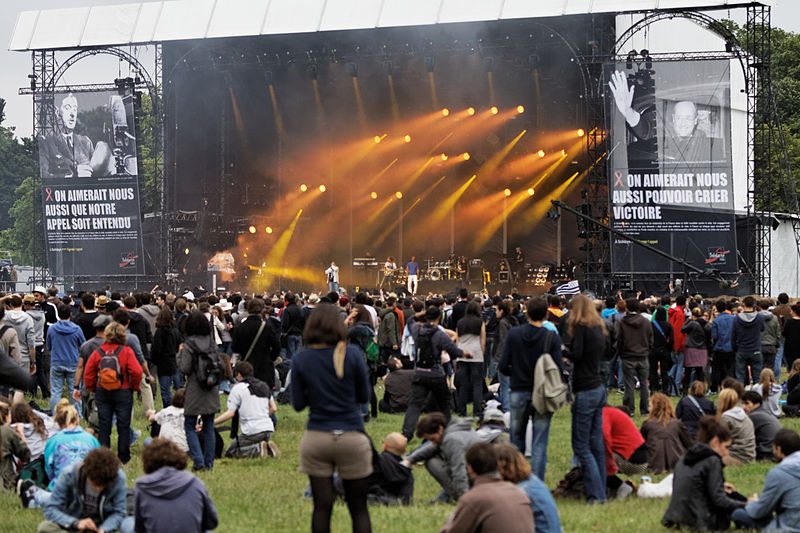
[38,89,144,276]
[605,60,737,274]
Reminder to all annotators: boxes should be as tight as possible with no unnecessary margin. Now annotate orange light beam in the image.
[387,74,400,123]
[431,175,477,222]
[373,197,423,247]
[475,129,527,179]
[251,209,303,290]
[362,158,400,189]
[474,192,530,250]
[428,72,440,110]
[426,132,455,156]
[268,84,284,138]
[364,197,395,226]
[404,157,436,187]
[352,77,368,131]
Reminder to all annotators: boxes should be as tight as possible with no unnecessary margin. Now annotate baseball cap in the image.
[33,286,47,295]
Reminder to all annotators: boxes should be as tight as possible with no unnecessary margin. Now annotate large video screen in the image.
[38,89,144,276]
[605,59,737,274]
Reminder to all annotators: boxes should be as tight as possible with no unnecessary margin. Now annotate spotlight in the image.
[266,226,273,234]
[404,134,411,143]
[184,248,190,255]
[504,188,512,197]
[561,149,567,156]
[527,188,535,196]
[395,191,403,199]
[373,135,382,144]
[490,106,499,115]
[300,184,308,192]
[319,185,326,192]
[441,108,450,117]
[467,107,476,116]
[516,105,525,114]
[370,191,378,199]
[537,150,545,158]
[441,154,448,161]
[462,153,470,161]
[577,128,585,137]
[248,226,257,234]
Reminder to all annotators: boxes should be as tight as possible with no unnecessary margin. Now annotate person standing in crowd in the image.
[177,311,220,472]
[83,322,142,465]
[564,294,607,503]
[681,307,711,392]
[406,256,419,295]
[346,306,379,419]
[759,299,781,373]
[23,294,48,400]
[650,307,673,394]
[616,299,653,416]
[455,301,485,420]
[492,299,518,412]
[46,304,85,413]
[668,296,688,396]
[150,308,183,408]
[325,261,339,294]
[130,438,219,533]
[782,303,800,374]
[401,306,467,441]
[377,297,402,364]
[291,304,372,533]
[281,293,305,361]
[498,297,562,481]
[448,288,470,330]
[772,293,792,375]
[711,299,736,392]
[73,294,99,346]
[733,296,765,385]
[4,294,36,404]
[232,298,281,390]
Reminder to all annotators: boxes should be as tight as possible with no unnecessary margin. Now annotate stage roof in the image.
[9,0,773,52]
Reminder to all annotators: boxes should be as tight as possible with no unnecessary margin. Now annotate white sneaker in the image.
[259,441,269,458]
[617,482,634,499]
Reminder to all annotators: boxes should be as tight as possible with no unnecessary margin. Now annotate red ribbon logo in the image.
[44,187,53,201]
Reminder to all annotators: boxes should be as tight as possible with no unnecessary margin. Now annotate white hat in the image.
[33,286,47,295]
[218,298,233,311]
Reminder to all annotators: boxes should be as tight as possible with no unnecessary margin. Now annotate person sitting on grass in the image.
[10,402,54,461]
[641,393,693,474]
[145,388,189,452]
[1,401,30,491]
[751,368,783,418]
[357,432,414,505]
[36,447,128,533]
[130,437,218,533]
[495,442,563,533]
[214,361,278,458]
[602,405,648,499]
[784,359,800,417]
[731,428,800,531]
[662,416,746,530]
[741,390,783,461]
[675,380,716,439]
[717,388,756,465]
[439,441,535,533]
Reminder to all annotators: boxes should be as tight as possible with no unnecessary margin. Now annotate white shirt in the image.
[325,265,339,283]
[228,381,274,435]
[154,406,189,452]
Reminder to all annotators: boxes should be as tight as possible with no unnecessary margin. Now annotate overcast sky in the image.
[1,0,799,138]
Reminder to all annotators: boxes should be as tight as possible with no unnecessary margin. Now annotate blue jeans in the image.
[158,372,183,407]
[731,508,770,529]
[736,351,762,385]
[498,371,510,413]
[669,352,684,395]
[571,385,607,503]
[606,355,623,388]
[509,390,552,481]
[328,282,338,293]
[96,388,134,464]
[285,334,301,361]
[775,340,785,377]
[49,365,78,414]
[185,413,215,469]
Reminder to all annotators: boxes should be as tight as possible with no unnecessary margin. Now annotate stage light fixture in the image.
[300,184,308,192]
[462,153,470,160]
[537,150,546,158]
[441,154,448,161]
[442,108,450,117]
[395,191,403,199]
[248,226,257,234]
[184,248,190,255]
[561,149,567,156]
[266,226,273,234]
[577,128,585,137]
[404,134,412,143]
[516,105,525,114]
[370,191,378,199]
[504,188,512,197]
[626,50,637,69]
[527,188,535,196]
[373,135,382,144]
[319,185,326,192]
[490,106,499,115]
[641,49,652,69]
[467,107,476,116]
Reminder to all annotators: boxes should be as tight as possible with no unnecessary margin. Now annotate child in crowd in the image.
[146,388,189,452]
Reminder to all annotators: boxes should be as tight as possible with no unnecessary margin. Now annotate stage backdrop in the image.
[605,59,737,274]
[38,89,144,276]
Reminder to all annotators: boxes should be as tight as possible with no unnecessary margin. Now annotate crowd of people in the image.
[0,283,799,532]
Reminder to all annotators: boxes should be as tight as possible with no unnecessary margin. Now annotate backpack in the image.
[531,330,569,414]
[414,327,437,369]
[365,336,380,363]
[96,346,125,391]
[194,337,224,390]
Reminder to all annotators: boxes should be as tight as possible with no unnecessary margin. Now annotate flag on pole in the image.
[556,280,580,295]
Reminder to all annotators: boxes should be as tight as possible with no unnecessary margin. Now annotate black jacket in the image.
[74,311,100,345]
[662,443,745,530]
[128,311,153,360]
[232,315,281,388]
[280,303,305,336]
[682,319,712,351]
[150,326,182,376]
[566,323,604,393]
[651,320,674,355]
[366,450,414,505]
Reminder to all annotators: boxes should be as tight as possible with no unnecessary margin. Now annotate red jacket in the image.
[603,406,645,475]
[668,306,687,352]
[83,342,143,392]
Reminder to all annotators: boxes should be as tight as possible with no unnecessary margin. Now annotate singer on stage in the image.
[325,261,339,293]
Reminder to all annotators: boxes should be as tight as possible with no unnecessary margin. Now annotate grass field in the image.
[3,381,799,533]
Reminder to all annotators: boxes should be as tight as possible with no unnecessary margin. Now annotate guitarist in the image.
[380,256,397,290]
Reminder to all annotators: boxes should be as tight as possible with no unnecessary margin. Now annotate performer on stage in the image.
[325,260,339,293]
[406,256,419,295]
[380,256,397,289]
[514,246,525,282]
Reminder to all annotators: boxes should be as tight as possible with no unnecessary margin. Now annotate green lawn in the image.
[3,383,799,533]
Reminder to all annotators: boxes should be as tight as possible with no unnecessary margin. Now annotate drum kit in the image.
[421,257,466,281]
